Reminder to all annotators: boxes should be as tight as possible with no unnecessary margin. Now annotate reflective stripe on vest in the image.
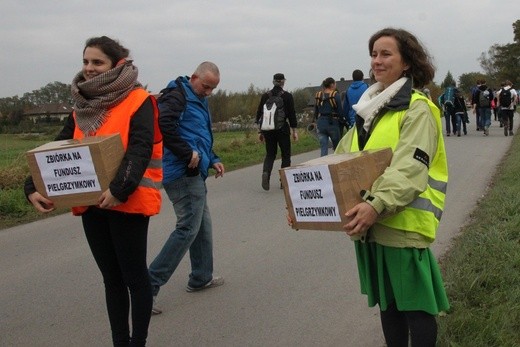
[350,92,448,240]
[72,88,162,216]
[140,176,162,189]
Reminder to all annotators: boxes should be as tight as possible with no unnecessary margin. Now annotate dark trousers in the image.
[262,127,291,176]
[338,120,348,137]
[501,109,514,131]
[82,207,152,347]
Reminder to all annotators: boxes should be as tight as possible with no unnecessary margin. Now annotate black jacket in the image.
[255,86,298,128]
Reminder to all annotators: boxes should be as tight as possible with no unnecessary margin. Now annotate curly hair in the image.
[368,28,435,89]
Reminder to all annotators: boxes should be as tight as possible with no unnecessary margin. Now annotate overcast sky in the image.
[1,1,518,98]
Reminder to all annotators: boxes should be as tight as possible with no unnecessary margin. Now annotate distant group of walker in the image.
[438,79,518,137]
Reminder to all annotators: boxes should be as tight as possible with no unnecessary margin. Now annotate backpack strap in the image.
[316,90,337,109]
[329,90,337,109]
[315,91,323,106]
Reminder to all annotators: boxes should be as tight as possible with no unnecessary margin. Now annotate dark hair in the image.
[83,36,130,68]
[352,69,364,81]
[322,77,336,89]
[368,28,435,88]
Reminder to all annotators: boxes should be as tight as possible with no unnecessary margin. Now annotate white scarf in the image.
[353,77,408,132]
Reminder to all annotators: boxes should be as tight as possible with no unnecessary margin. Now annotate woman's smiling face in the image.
[370,35,409,89]
[82,46,113,80]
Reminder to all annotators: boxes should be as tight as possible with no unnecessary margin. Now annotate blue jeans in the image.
[317,116,340,156]
[455,112,467,135]
[478,107,491,130]
[149,175,213,295]
[443,110,457,135]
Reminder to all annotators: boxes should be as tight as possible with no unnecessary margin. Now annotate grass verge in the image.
[437,133,520,346]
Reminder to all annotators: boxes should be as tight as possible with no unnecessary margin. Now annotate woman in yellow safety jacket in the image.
[24,36,162,347]
[336,28,449,347]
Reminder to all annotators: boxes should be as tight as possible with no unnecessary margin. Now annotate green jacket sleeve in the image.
[335,100,438,216]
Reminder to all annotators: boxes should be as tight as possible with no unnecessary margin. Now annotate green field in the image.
[0,133,55,167]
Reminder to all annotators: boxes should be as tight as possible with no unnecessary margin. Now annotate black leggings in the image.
[380,302,437,347]
[82,207,152,347]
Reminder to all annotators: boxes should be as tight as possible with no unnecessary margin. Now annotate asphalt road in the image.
[1,115,517,347]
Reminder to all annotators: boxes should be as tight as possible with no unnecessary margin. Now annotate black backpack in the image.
[478,89,491,108]
[260,91,286,131]
[499,88,513,108]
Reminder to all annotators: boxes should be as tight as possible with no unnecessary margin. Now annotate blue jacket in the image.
[344,81,368,127]
[158,76,220,182]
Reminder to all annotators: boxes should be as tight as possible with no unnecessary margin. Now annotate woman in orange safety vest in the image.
[25,36,162,347]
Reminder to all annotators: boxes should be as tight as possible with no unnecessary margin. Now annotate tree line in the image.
[0,81,313,132]
[458,20,519,94]
[1,20,518,132]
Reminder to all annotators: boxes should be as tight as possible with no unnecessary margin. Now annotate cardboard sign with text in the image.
[279,148,392,231]
[26,134,124,208]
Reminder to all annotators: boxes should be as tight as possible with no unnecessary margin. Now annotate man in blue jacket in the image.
[149,61,225,314]
[342,69,368,135]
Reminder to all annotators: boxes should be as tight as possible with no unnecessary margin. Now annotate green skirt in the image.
[354,241,450,315]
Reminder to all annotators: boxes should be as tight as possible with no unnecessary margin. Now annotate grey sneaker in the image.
[151,296,162,315]
[261,172,270,191]
[186,276,225,293]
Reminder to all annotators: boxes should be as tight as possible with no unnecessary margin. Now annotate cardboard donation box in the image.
[26,134,125,208]
[280,148,392,231]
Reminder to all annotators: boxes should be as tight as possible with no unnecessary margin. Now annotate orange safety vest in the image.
[71,88,162,216]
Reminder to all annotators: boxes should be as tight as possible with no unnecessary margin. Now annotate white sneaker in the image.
[152,296,162,315]
[186,276,225,292]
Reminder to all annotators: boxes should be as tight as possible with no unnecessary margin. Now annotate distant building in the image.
[24,103,73,123]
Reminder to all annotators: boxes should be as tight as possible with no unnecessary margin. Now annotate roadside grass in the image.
[437,133,520,346]
[0,129,319,229]
[0,133,55,167]
[213,129,318,172]
[0,132,74,228]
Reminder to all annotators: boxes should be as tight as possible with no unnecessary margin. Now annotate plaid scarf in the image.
[71,61,141,135]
